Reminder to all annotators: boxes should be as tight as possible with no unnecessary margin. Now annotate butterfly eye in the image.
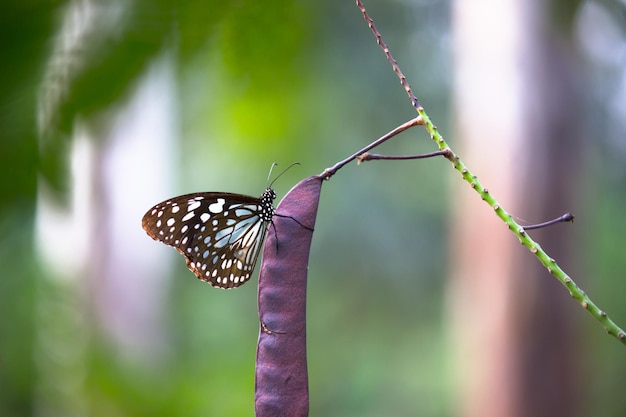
[142,189,276,288]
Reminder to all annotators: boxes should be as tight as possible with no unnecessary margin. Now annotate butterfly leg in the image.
[274,213,314,232]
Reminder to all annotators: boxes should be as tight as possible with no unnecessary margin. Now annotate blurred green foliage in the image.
[1,1,626,416]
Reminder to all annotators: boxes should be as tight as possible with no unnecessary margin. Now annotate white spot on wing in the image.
[188,201,201,211]
[209,199,225,213]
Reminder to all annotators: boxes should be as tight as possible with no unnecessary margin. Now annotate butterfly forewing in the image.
[142,190,276,289]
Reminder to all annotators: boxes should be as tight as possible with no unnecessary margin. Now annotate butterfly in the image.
[141,164,299,289]
[142,189,276,288]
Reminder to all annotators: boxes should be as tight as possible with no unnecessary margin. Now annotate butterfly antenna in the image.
[266,162,279,186]
[268,162,301,188]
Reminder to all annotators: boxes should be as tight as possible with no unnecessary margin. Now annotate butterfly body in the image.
[142,188,276,288]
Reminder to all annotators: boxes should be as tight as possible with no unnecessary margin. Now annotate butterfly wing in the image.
[142,192,273,288]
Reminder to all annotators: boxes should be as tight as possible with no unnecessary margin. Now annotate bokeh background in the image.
[2,1,626,416]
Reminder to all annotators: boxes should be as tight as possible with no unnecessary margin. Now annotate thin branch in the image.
[320,117,422,180]
[357,149,451,163]
[522,212,575,230]
[356,0,420,110]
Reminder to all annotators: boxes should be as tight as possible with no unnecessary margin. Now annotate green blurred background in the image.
[1,1,626,416]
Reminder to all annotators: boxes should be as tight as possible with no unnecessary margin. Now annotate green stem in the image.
[357,0,626,345]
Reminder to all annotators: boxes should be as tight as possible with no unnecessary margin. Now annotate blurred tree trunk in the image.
[89,55,177,362]
[448,1,583,417]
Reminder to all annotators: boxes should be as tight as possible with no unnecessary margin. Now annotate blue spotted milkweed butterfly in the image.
[142,190,275,288]
[141,164,299,289]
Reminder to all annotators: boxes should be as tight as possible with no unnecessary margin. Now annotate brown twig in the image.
[521,212,575,230]
[357,149,451,164]
[320,117,423,180]
[356,0,420,110]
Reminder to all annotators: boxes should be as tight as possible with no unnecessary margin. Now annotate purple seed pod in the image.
[254,175,323,417]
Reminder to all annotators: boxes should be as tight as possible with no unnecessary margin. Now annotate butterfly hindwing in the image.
[142,190,275,289]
